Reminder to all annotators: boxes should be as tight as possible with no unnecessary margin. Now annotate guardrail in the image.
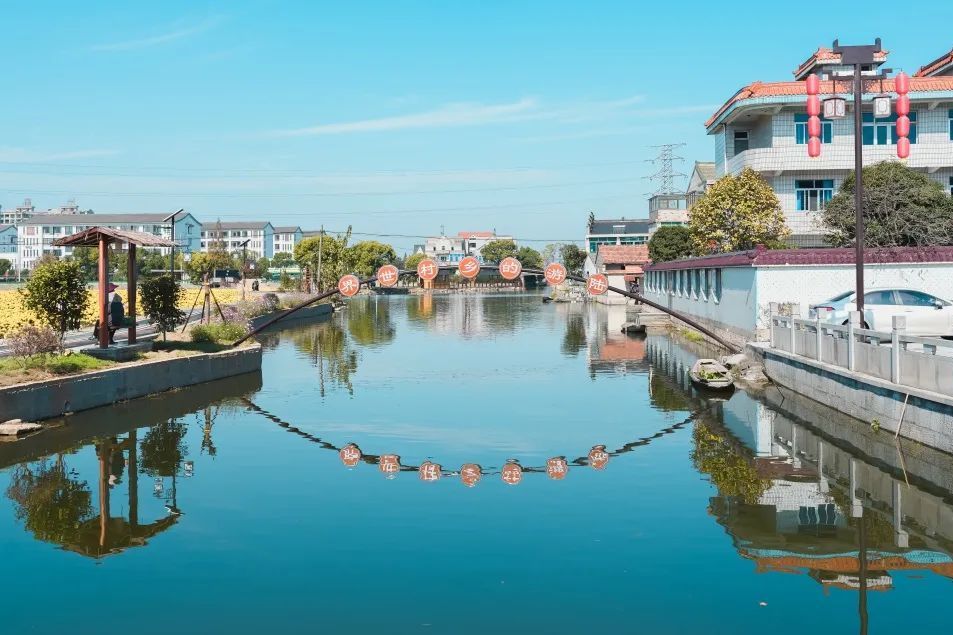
[769,313,953,397]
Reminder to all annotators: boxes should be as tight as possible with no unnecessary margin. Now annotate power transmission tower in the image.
[644,143,687,195]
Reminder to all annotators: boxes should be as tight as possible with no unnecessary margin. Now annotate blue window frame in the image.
[949,176,953,197]
[794,114,833,144]
[796,179,834,211]
[949,109,953,141]
[862,112,917,145]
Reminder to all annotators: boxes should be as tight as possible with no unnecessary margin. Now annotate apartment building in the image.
[273,226,303,256]
[15,212,201,271]
[706,46,953,246]
[201,222,274,259]
[585,216,651,254]
[457,231,514,261]
[424,234,466,264]
[0,225,16,263]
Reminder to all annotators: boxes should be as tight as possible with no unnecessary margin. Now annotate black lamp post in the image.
[163,208,184,280]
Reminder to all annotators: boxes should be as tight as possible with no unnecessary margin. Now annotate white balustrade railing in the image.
[769,313,953,397]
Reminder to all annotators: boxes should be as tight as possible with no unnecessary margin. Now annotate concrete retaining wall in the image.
[750,343,953,454]
[0,344,262,423]
[249,303,332,330]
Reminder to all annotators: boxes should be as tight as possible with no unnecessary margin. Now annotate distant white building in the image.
[273,226,303,256]
[201,222,274,260]
[457,231,514,262]
[585,216,651,255]
[424,234,466,264]
[1,198,36,226]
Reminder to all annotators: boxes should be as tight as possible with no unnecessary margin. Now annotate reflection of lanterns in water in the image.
[460,463,482,487]
[501,462,523,486]
[153,478,164,497]
[184,461,194,478]
[340,444,362,468]
[588,445,610,470]
[419,461,442,482]
[546,457,569,480]
[378,454,401,478]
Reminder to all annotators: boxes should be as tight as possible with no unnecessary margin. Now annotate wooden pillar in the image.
[98,236,110,348]
[127,243,137,344]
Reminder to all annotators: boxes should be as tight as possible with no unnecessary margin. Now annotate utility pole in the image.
[316,225,324,292]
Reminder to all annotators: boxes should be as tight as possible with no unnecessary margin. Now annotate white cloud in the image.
[90,16,221,52]
[0,147,122,163]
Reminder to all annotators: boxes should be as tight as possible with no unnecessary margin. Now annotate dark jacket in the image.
[110,297,125,327]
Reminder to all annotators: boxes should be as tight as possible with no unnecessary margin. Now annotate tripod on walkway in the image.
[181,279,227,331]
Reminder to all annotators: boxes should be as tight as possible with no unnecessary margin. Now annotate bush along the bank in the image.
[190,322,248,344]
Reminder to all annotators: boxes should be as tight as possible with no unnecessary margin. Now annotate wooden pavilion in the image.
[53,227,176,348]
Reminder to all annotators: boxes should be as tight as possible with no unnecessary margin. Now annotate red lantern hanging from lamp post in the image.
[806,74,822,157]
[895,71,911,159]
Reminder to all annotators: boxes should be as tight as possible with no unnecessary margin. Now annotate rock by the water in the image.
[0,420,42,436]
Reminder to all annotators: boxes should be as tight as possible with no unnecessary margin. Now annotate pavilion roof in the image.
[52,226,176,248]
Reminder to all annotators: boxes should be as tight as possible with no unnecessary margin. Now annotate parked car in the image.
[809,288,953,336]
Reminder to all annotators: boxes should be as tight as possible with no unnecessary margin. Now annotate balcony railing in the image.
[727,143,953,175]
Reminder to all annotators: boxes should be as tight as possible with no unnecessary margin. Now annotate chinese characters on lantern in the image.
[544,262,567,286]
[417,258,439,281]
[376,264,399,288]
[586,274,609,296]
[498,257,522,280]
[460,463,483,487]
[501,462,523,485]
[419,461,442,482]
[378,454,401,478]
[339,443,362,467]
[458,256,481,279]
[546,457,569,480]
[588,445,610,470]
[337,274,360,297]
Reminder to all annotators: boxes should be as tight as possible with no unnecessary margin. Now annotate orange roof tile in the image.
[597,244,650,265]
[705,76,953,128]
[793,46,888,79]
[915,47,953,77]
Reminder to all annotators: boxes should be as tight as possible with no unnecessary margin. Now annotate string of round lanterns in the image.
[806,74,822,158]
[895,71,911,159]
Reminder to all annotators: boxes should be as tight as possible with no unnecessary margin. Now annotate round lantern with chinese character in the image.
[544,262,568,286]
[458,256,481,279]
[337,274,361,298]
[498,257,522,280]
[546,457,569,481]
[586,273,609,296]
[339,443,362,468]
[501,462,523,485]
[378,454,401,478]
[419,461,442,482]
[417,258,439,281]
[460,463,482,487]
[376,264,399,288]
[588,445,610,470]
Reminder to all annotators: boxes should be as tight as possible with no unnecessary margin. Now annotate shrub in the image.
[9,325,62,367]
[140,275,185,341]
[20,259,88,337]
[190,322,248,344]
[235,298,272,319]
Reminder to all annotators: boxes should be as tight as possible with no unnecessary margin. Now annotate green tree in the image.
[271,252,295,268]
[0,259,11,277]
[253,256,270,277]
[20,258,89,337]
[6,458,93,547]
[689,167,790,253]
[821,161,953,247]
[347,240,397,277]
[541,243,559,265]
[140,275,185,341]
[294,230,351,291]
[648,225,693,262]
[184,251,235,284]
[559,244,587,275]
[480,239,519,264]
[404,252,427,270]
[516,246,543,270]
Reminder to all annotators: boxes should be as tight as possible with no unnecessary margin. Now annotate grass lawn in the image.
[0,353,114,388]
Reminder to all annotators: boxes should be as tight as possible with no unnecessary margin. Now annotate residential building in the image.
[273,226,303,256]
[706,46,953,246]
[642,246,953,348]
[457,230,514,261]
[685,161,716,209]
[424,234,466,264]
[14,212,202,271]
[647,194,688,234]
[585,216,651,254]
[201,222,274,259]
[584,244,649,305]
[1,198,36,225]
[0,225,16,264]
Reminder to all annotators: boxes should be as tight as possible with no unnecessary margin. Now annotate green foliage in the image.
[46,353,111,375]
[253,257,270,276]
[348,240,397,277]
[190,321,248,344]
[6,459,93,547]
[185,251,236,284]
[480,239,519,263]
[271,252,295,268]
[559,244,587,275]
[648,225,694,262]
[691,422,770,505]
[140,275,185,340]
[294,232,351,291]
[516,246,543,270]
[822,161,953,247]
[689,168,790,253]
[20,258,89,336]
[0,259,11,277]
[404,252,427,270]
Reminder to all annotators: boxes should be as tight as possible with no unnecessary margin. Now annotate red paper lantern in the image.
[807,95,821,117]
[895,115,911,138]
[896,94,910,116]
[897,136,911,159]
[807,137,821,158]
[806,73,820,95]
[807,115,822,138]
[895,71,910,95]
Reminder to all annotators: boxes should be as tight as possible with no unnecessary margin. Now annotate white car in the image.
[809,288,953,337]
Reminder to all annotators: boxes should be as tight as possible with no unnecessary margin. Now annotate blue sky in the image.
[2,1,951,253]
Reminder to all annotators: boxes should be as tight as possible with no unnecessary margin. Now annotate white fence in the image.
[769,314,953,398]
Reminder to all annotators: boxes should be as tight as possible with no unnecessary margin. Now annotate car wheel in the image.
[841,319,870,329]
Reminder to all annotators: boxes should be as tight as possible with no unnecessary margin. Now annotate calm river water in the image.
[2,293,952,634]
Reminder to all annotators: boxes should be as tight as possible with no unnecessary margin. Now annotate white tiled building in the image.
[706,46,953,246]
[457,231,514,262]
[273,226,302,256]
[200,222,274,259]
[0,225,16,264]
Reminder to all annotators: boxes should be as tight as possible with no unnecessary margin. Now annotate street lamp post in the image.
[162,208,185,280]
[239,239,250,300]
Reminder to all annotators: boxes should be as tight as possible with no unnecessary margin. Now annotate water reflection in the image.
[290,322,359,396]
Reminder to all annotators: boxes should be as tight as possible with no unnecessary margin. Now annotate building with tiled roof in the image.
[0,224,16,264]
[201,221,275,259]
[706,46,953,247]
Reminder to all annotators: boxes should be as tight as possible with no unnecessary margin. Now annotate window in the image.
[694,269,703,300]
[702,269,711,301]
[795,114,832,144]
[733,131,749,154]
[795,180,834,211]
[897,290,947,307]
[949,109,953,141]
[863,290,898,305]
[712,269,722,303]
[862,112,917,145]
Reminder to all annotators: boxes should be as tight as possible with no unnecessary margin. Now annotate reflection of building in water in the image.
[646,333,953,591]
[587,305,648,375]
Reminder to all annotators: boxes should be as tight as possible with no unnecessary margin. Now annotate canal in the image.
[1,293,951,633]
